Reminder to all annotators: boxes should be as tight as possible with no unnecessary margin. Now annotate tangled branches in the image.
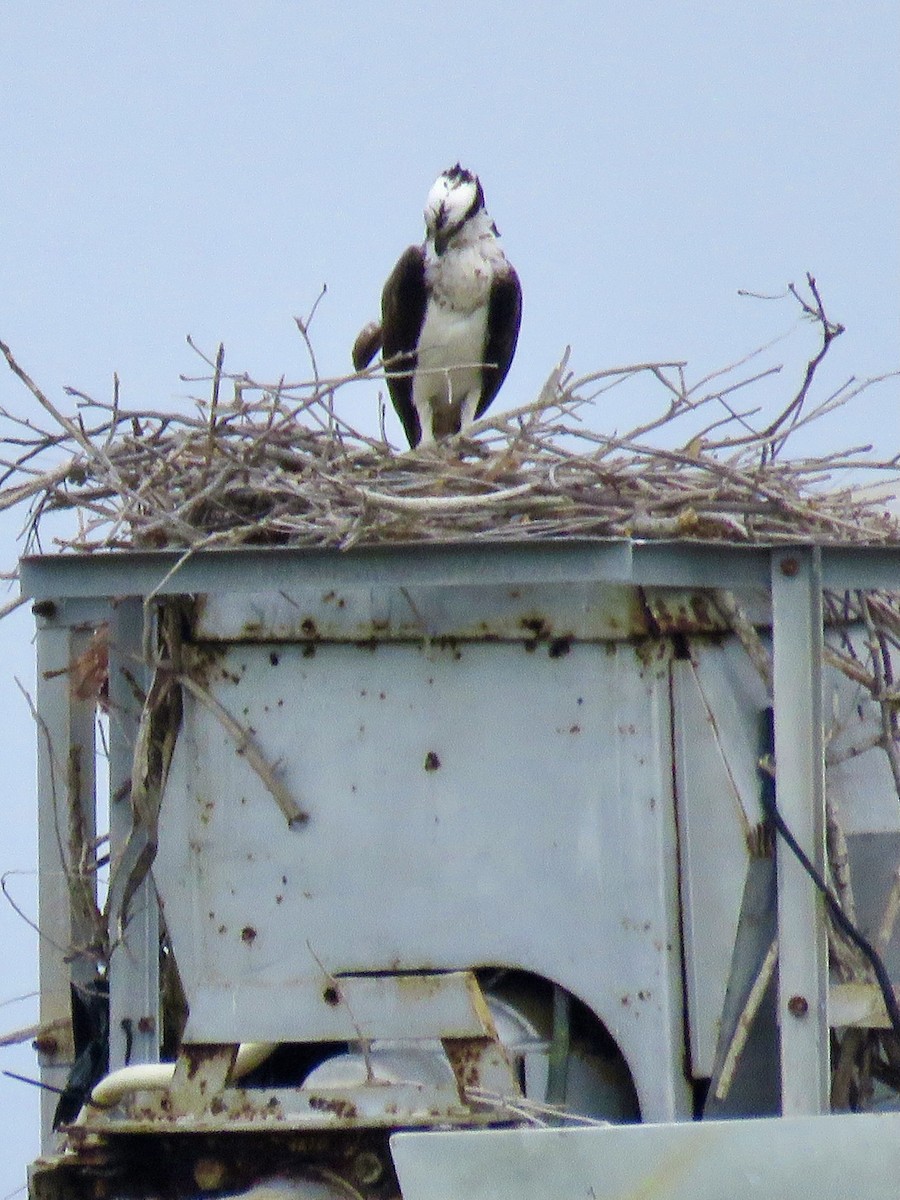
[0,276,896,563]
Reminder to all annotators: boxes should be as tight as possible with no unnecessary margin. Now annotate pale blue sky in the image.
[0,3,897,1189]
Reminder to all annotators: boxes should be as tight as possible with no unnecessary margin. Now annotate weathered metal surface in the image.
[390,1114,900,1200]
[106,598,160,1072]
[442,1035,520,1105]
[24,539,900,604]
[74,1081,479,1133]
[192,583,750,644]
[193,582,652,642]
[20,541,640,600]
[671,642,769,1078]
[32,1128,400,1200]
[185,972,499,1045]
[154,635,690,1122]
[168,1044,237,1116]
[771,548,829,1114]
[27,539,900,1194]
[34,611,102,1152]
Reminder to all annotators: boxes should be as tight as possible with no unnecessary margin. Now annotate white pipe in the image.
[86,1040,276,1112]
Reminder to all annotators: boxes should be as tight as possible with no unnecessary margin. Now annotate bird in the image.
[352,164,522,448]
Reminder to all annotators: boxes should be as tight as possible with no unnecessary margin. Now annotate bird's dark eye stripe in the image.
[462,177,485,224]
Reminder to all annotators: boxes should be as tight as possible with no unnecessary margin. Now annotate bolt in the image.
[787,994,809,1017]
[353,1151,384,1186]
[780,557,799,577]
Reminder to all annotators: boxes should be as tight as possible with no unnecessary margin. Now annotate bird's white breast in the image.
[413,300,487,422]
[425,230,506,313]
[411,220,511,443]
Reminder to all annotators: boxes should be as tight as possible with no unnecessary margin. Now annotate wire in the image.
[760,708,900,1043]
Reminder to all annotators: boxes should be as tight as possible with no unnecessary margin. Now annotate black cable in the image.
[760,708,900,1044]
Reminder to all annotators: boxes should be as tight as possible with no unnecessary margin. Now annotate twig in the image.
[714,938,778,1100]
[178,672,308,828]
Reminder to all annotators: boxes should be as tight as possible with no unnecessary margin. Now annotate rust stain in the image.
[640,588,729,636]
[181,1044,214,1081]
[394,973,443,999]
[520,615,551,640]
[308,1095,358,1119]
[443,1037,492,1095]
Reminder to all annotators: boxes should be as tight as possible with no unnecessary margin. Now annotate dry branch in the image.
[0,280,897,560]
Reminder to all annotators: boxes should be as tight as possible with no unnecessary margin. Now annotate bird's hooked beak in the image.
[427,200,451,256]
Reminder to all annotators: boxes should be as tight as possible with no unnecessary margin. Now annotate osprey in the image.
[353,165,522,448]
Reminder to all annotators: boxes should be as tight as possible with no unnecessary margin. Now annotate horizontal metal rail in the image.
[21,540,900,602]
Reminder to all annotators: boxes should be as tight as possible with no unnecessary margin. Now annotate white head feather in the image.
[423,165,492,255]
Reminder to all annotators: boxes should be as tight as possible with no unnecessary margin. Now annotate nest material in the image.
[0,276,898,560]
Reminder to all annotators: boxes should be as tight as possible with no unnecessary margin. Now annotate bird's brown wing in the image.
[381,244,428,447]
[476,266,522,420]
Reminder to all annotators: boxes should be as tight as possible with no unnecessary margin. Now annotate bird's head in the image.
[424,164,487,256]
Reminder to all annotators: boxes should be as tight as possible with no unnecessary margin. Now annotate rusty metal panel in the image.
[191,583,770,645]
[391,1114,900,1200]
[154,635,690,1122]
[192,582,657,643]
[76,1081,472,1133]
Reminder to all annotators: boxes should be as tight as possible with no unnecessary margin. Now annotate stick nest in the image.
[1,276,898,559]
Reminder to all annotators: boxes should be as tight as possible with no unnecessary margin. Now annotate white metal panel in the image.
[391,1114,900,1200]
[154,635,690,1121]
[671,643,767,1076]
[188,971,497,1043]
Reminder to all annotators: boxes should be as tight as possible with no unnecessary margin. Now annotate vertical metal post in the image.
[770,547,829,1114]
[106,598,160,1069]
[35,606,100,1149]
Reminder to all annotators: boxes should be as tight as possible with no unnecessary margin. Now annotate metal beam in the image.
[20,541,636,599]
[34,616,100,1149]
[770,546,829,1114]
[105,598,159,1070]
[23,540,900,604]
